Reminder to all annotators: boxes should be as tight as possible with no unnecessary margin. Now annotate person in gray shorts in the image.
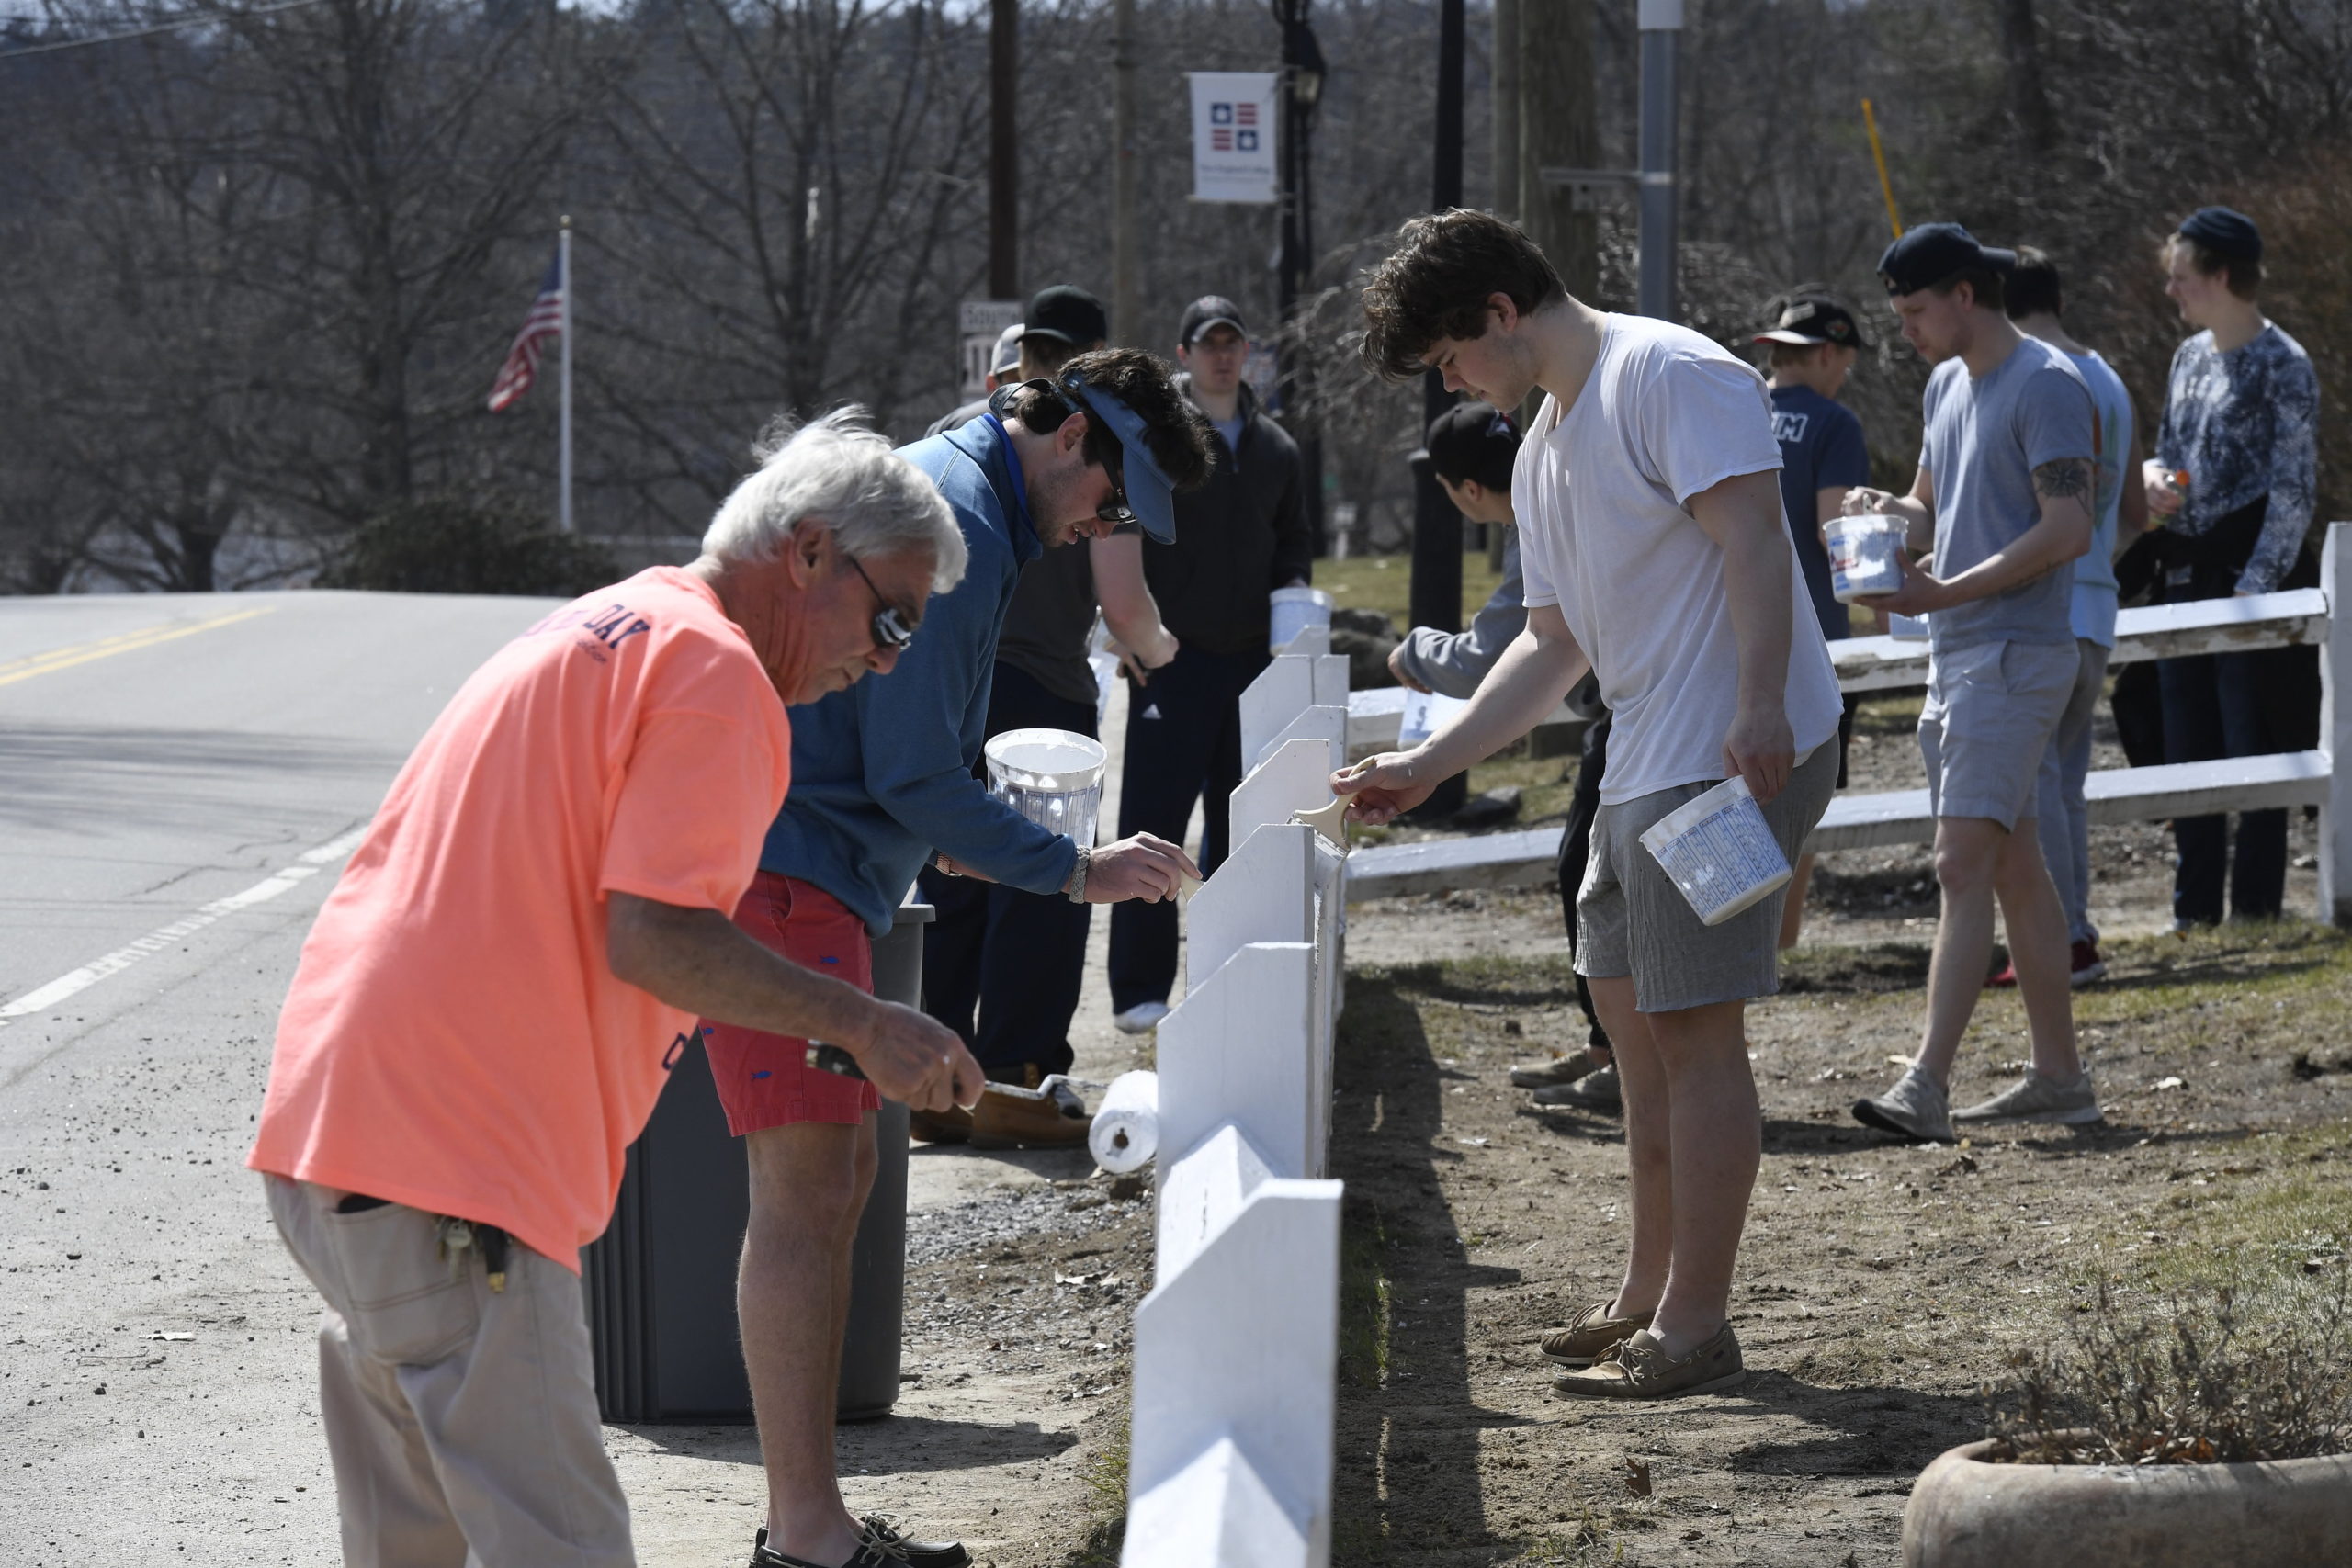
[1843,225,2105,1145]
[1339,210,1844,1401]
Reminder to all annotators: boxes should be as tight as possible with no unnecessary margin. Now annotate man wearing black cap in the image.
[1106,295,1311,1033]
[1841,222,2102,1148]
[729,347,1213,1568]
[2143,207,2320,928]
[1754,290,1874,949]
[915,287,1183,1134]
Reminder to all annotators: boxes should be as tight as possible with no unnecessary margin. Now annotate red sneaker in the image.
[1985,956,2018,988]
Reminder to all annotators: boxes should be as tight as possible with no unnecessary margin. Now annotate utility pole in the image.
[1491,0,1519,220]
[1519,0,1598,306]
[989,0,1018,299]
[1636,0,1680,321]
[1111,0,1137,344]
[1408,0,1467,816]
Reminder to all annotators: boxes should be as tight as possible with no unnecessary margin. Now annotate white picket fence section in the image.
[1350,521,2352,929]
[1118,628,1350,1568]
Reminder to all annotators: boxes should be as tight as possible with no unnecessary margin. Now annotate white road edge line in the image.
[0,826,368,1025]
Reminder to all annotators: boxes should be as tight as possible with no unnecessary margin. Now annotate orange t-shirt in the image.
[248,567,793,1271]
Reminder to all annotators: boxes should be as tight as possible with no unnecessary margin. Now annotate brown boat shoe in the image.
[1537,1300,1656,1368]
[1552,1324,1747,1400]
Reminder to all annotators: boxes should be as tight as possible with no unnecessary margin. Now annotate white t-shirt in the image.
[1514,313,1845,806]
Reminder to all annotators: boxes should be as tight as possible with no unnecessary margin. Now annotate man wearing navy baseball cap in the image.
[1843,221,2103,1148]
[724,345,1214,1568]
[1106,293,1312,1033]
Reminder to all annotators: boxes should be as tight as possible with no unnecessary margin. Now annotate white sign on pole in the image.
[1187,72,1279,205]
[957,298,1023,397]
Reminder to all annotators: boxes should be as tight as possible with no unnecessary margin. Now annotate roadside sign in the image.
[958,299,1023,397]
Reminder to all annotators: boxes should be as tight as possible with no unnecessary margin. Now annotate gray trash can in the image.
[583,902,929,1424]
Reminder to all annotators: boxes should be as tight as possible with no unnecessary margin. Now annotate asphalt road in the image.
[0,591,557,1562]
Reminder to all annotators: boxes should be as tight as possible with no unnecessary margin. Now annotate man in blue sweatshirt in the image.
[707,349,1215,1568]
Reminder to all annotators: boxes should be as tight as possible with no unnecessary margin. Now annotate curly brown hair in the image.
[1003,346,1216,492]
[1357,209,1566,382]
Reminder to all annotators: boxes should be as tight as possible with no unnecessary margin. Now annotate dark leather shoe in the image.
[750,1537,890,1568]
[861,1513,971,1567]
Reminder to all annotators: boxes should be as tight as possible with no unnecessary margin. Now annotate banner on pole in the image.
[957,299,1023,397]
[1187,72,1279,204]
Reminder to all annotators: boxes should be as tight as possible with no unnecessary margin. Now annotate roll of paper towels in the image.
[1089,1069,1159,1174]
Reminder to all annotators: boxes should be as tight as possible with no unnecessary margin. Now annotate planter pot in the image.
[1904,1436,2352,1568]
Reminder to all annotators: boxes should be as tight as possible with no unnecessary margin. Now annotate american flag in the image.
[487,247,564,412]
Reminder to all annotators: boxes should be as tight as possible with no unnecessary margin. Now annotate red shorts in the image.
[702,872,881,1136]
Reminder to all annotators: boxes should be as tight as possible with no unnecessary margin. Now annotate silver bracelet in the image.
[1065,843,1091,903]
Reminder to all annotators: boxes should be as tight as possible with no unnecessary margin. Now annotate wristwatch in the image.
[1065,844,1091,904]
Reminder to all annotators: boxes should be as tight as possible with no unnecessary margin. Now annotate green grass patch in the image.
[1340,1197,1394,1389]
[1317,550,1509,629]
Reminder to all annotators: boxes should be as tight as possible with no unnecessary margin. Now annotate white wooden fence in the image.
[1350,521,2352,929]
[1118,627,1350,1567]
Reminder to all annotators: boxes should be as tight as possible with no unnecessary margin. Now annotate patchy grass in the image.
[1317,549,1508,629]
[1341,1196,1395,1389]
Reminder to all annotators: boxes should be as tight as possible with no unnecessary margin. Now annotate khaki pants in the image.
[265,1177,634,1568]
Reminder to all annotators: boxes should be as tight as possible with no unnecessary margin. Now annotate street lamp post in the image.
[1275,1,1326,552]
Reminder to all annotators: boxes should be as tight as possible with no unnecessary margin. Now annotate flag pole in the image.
[558,215,574,535]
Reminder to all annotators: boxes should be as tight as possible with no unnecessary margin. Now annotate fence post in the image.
[2323,523,2350,927]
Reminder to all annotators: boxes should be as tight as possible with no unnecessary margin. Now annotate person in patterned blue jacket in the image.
[2141,207,2322,927]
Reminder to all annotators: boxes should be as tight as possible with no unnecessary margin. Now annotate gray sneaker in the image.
[1955,1070,2102,1125]
[1534,1061,1621,1111]
[1510,1048,1603,1090]
[1853,1066,1953,1143]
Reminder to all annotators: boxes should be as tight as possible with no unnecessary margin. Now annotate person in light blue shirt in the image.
[2004,247,2148,986]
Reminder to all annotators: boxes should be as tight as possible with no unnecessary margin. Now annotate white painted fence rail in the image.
[1350,522,2352,929]
[1118,626,1350,1567]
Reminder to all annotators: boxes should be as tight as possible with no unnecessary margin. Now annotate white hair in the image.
[702,406,966,592]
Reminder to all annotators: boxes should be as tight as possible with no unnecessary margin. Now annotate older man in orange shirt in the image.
[247,412,980,1568]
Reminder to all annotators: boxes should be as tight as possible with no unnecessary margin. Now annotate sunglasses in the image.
[845,553,917,651]
[1054,375,1136,527]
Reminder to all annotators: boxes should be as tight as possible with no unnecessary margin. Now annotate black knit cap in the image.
[2177,207,2262,265]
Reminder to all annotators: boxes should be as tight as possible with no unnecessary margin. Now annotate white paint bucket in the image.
[1637,774,1792,927]
[1269,586,1334,653]
[1826,514,1909,603]
[985,728,1106,846]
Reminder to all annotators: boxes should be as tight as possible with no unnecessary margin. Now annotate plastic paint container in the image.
[1826,514,1909,603]
[1638,775,1793,927]
[985,728,1106,846]
[1269,586,1334,653]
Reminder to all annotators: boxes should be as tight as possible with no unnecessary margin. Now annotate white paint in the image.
[1229,739,1337,850]
[1238,657,1317,769]
[0,826,367,1023]
[1154,1122,1277,1278]
[1157,943,1317,1180]
[1130,1171,1341,1566]
[1123,1436,1311,1568]
[1250,705,1348,777]
[1187,823,1319,987]
[2321,524,2349,926]
[1274,625,1330,658]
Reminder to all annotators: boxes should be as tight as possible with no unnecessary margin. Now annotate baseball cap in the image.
[1753,295,1868,350]
[1057,371,1183,546]
[1020,285,1108,349]
[989,322,1023,378]
[2177,206,2262,265]
[1412,400,1520,491]
[1877,222,2017,297]
[1178,295,1249,346]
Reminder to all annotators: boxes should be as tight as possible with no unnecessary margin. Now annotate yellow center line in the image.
[0,606,277,689]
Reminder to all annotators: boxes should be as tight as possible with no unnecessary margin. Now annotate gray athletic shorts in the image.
[1917,638,2075,829]
[1575,741,1839,1014]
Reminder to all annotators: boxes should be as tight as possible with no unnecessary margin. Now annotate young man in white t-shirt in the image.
[1336,209,1844,1400]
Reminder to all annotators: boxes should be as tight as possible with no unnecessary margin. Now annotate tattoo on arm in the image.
[2033,458,2092,505]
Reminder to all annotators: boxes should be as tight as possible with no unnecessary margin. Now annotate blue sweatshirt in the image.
[759,417,1081,934]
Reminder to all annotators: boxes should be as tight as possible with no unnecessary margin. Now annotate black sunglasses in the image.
[844,554,917,651]
[1052,375,1135,526]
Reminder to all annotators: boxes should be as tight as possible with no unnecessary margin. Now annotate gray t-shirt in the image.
[1918,336,2095,655]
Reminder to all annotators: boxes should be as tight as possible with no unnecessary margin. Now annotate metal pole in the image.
[988,0,1018,299]
[1636,0,1680,322]
[558,216,573,535]
[1409,0,1464,641]
[1111,0,1136,344]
